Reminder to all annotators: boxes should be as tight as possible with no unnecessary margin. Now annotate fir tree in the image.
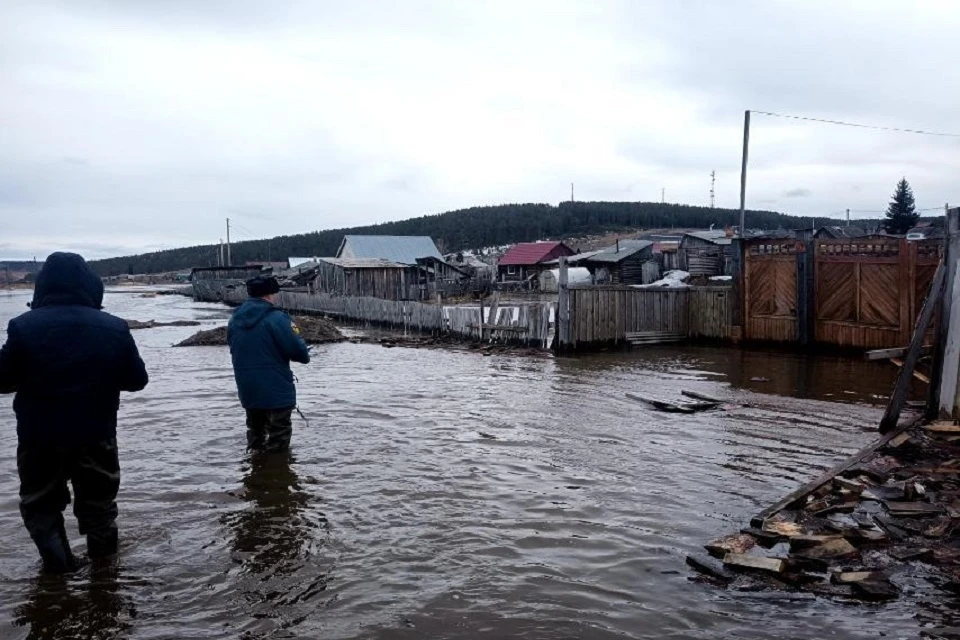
[882,178,919,235]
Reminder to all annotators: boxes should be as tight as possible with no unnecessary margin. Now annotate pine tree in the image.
[882,178,919,235]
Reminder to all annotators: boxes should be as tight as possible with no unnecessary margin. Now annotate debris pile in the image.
[126,319,201,330]
[688,421,960,601]
[350,335,547,357]
[175,315,344,347]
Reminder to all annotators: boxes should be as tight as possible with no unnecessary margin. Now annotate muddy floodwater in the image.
[0,288,943,639]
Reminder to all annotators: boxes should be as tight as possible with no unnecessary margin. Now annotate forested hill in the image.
[89,201,835,276]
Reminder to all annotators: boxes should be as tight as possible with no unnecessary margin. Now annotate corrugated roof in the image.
[684,230,733,245]
[499,241,569,266]
[320,257,407,269]
[552,240,653,265]
[337,235,442,265]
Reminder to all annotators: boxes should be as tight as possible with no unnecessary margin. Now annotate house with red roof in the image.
[497,241,575,283]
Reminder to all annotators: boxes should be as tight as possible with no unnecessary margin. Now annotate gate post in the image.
[935,207,960,418]
[796,239,814,346]
[730,238,744,341]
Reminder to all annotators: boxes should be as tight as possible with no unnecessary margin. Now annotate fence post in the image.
[937,207,960,418]
[796,239,814,345]
[557,256,570,351]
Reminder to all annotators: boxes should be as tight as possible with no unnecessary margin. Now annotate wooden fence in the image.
[197,282,554,347]
[565,285,731,347]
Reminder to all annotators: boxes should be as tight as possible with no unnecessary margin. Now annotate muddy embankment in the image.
[174,315,345,347]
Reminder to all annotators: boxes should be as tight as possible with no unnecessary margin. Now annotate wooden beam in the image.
[865,345,931,361]
[889,358,932,384]
[932,206,960,418]
[879,259,945,433]
[750,418,914,528]
[941,259,960,417]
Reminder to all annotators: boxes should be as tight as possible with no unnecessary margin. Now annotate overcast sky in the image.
[2,1,959,260]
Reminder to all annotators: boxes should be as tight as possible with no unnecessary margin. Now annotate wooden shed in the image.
[310,258,413,300]
[680,231,734,276]
[567,240,656,285]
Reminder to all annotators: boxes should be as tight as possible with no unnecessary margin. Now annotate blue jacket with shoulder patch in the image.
[227,298,310,410]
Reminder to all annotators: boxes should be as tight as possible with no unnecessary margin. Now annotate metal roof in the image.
[337,235,442,265]
[683,230,733,245]
[320,257,407,269]
[553,240,653,265]
[498,241,572,266]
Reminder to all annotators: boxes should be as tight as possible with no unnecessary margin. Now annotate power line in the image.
[753,111,960,138]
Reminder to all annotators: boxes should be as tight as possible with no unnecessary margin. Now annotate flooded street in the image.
[0,288,931,639]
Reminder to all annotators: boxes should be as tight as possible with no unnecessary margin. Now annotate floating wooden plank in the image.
[832,571,885,585]
[722,553,786,574]
[789,535,844,551]
[851,580,899,601]
[884,501,944,516]
[925,422,960,434]
[625,393,694,414]
[794,538,858,560]
[890,547,934,562]
[685,555,734,582]
[865,346,931,361]
[761,518,802,538]
[705,533,756,558]
[681,389,723,403]
[886,432,912,448]
[833,477,865,492]
[751,420,915,529]
[739,527,783,545]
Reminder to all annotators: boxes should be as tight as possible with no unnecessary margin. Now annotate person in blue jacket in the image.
[0,252,149,573]
[228,276,310,452]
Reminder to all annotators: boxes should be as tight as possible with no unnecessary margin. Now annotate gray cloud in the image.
[1,1,958,259]
[784,188,812,198]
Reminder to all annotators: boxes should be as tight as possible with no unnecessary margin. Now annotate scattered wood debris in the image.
[691,419,960,603]
[175,315,344,346]
[625,393,720,414]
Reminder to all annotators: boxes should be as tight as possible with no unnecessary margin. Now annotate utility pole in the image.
[846,208,850,227]
[226,218,232,266]
[661,187,665,204]
[571,183,575,202]
[710,170,716,208]
[739,110,751,237]
[219,238,224,267]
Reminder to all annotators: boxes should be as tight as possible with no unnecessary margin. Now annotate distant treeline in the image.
[89,201,842,276]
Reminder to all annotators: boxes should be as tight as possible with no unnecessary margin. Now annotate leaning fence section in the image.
[193,281,554,348]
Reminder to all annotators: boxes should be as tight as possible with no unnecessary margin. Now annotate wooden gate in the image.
[743,238,804,342]
[813,237,941,349]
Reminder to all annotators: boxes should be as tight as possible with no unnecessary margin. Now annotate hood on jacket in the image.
[32,252,104,309]
[231,298,276,330]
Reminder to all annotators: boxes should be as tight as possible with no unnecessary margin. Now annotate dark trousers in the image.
[17,438,121,572]
[245,408,294,452]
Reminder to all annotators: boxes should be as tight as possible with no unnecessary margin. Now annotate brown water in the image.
[0,288,940,639]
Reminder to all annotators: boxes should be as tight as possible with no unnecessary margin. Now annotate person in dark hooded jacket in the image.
[228,276,310,452]
[0,252,148,573]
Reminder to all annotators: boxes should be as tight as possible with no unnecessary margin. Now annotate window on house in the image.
[507,265,517,275]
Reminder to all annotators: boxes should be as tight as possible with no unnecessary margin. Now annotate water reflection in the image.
[13,560,135,640]
[224,452,332,632]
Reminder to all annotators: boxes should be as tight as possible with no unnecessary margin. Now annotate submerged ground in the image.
[0,287,944,639]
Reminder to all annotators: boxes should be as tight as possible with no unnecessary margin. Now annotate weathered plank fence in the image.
[196,282,554,347]
[564,285,731,348]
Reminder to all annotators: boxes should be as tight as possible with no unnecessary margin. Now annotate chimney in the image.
[616,239,620,253]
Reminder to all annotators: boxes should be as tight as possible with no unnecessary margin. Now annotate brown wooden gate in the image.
[814,237,941,349]
[743,238,804,342]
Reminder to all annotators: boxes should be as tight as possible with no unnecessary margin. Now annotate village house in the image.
[497,241,575,285]
[286,235,468,301]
